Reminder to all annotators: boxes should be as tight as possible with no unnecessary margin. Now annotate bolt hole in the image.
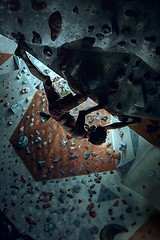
[43,46,52,58]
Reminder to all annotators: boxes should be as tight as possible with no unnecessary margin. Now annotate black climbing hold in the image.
[131,39,136,44]
[32,31,42,44]
[144,35,156,42]
[73,6,79,14]
[31,0,46,11]
[101,24,111,34]
[108,209,113,215]
[118,41,125,47]
[11,32,25,42]
[135,60,141,67]
[17,17,22,26]
[88,25,95,33]
[99,224,128,240]
[96,33,105,40]
[43,46,52,57]
[37,160,45,170]
[39,111,51,121]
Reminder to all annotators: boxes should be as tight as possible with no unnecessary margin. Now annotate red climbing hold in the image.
[89,211,96,218]
[48,11,62,41]
[11,213,16,221]
[113,200,119,207]
[26,216,37,225]
[122,199,127,205]
[87,202,94,211]
[43,203,51,209]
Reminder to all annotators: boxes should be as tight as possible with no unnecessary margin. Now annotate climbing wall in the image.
[10,90,117,181]
[0,53,13,65]
[1,0,160,238]
[0,49,159,240]
[130,118,160,147]
[129,212,160,240]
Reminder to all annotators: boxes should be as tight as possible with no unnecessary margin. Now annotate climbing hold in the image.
[87,202,94,211]
[78,199,82,204]
[73,6,79,14]
[122,199,127,205]
[48,11,62,41]
[113,200,119,207]
[31,0,46,11]
[39,192,53,202]
[43,46,52,57]
[144,35,156,42]
[7,0,21,11]
[52,156,61,163]
[16,135,28,150]
[90,226,98,234]
[101,24,111,34]
[149,170,156,177]
[8,119,13,126]
[26,216,37,225]
[68,155,79,160]
[35,136,42,143]
[101,116,108,121]
[37,160,45,170]
[44,222,56,232]
[99,224,128,240]
[43,203,51,209]
[32,31,42,44]
[88,25,95,33]
[84,151,90,160]
[89,211,96,218]
[96,33,105,40]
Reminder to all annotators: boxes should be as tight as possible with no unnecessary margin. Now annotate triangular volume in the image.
[117,158,135,177]
[97,184,119,203]
[0,34,17,54]
[9,99,26,114]
[0,53,13,65]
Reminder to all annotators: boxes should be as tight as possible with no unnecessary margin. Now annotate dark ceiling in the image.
[1,0,160,72]
[1,0,160,120]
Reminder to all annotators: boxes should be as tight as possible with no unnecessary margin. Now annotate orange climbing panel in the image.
[10,90,117,181]
[0,53,13,65]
